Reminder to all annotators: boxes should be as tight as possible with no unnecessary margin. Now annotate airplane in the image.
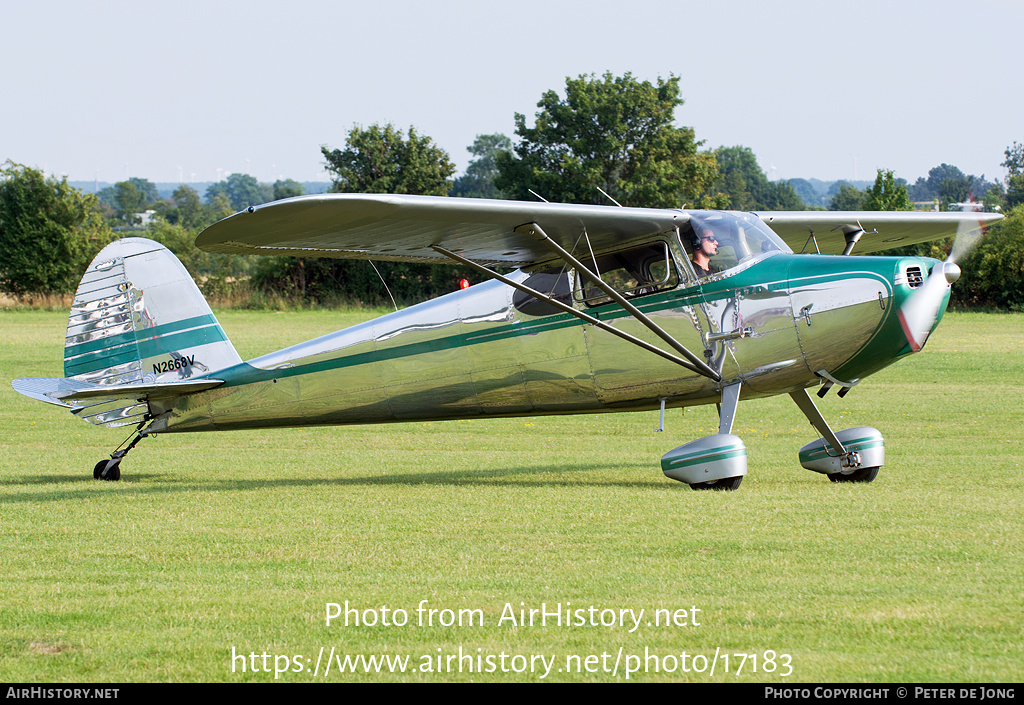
[11,194,1001,490]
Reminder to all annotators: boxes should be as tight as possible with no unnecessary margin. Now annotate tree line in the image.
[2,72,1022,310]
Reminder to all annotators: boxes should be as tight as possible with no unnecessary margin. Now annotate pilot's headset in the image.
[680,223,701,253]
[690,229,705,251]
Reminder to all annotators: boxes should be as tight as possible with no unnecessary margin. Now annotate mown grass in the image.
[0,310,1021,682]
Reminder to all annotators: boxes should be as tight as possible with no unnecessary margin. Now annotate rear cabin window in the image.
[512,269,573,316]
[574,242,679,307]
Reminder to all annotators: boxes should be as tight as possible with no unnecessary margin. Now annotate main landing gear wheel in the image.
[691,476,743,491]
[828,466,879,483]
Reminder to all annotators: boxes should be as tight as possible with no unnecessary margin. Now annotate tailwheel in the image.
[828,466,879,483]
[691,476,743,491]
[92,417,151,482]
[93,459,122,481]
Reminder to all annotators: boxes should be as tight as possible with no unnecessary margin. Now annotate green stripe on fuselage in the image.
[211,285,713,388]
[211,254,903,389]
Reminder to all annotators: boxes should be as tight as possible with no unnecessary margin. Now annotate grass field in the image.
[1,309,1021,682]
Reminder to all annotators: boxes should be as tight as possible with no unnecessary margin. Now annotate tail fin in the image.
[13,237,240,427]
[63,237,241,383]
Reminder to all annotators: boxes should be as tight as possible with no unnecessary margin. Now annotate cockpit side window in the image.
[683,211,790,278]
[574,241,679,307]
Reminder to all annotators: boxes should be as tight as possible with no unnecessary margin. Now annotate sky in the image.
[3,0,1021,188]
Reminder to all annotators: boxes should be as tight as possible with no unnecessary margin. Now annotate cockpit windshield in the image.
[681,211,791,278]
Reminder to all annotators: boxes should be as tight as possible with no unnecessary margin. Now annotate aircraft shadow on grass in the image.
[1,461,679,504]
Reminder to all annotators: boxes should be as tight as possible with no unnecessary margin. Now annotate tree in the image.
[862,169,912,211]
[97,177,159,225]
[112,180,148,225]
[450,133,512,199]
[98,177,158,210]
[763,181,805,210]
[952,204,1024,309]
[206,173,272,211]
[1003,141,1024,209]
[984,184,1006,213]
[172,184,203,226]
[321,124,455,196]
[928,164,966,197]
[711,146,804,210]
[494,72,719,208]
[908,163,992,210]
[0,161,112,295]
[153,184,220,229]
[273,179,305,201]
[1004,141,1024,173]
[713,146,757,210]
[937,174,971,209]
[787,178,827,208]
[128,177,158,204]
[254,125,463,304]
[908,176,932,203]
[828,182,865,211]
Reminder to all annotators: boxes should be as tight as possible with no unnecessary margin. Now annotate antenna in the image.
[596,186,623,207]
[368,261,399,312]
[528,189,549,203]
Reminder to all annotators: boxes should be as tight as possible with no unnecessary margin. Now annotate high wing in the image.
[196,194,1003,264]
[754,210,1004,255]
[195,194,686,267]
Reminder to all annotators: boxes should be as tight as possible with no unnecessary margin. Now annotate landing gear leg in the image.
[662,382,747,490]
[93,419,150,482]
[789,389,884,482]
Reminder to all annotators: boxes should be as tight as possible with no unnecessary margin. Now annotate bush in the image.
[0,162,113,295]
[951,205,1024,310]
[250,256,475,308]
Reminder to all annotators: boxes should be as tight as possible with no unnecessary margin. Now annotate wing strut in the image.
[514,222,721,381]
[431,246,719,380]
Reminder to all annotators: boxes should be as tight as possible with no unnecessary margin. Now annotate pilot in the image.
[691,228,720,278]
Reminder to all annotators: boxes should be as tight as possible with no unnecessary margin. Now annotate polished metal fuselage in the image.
[150,250,928,435]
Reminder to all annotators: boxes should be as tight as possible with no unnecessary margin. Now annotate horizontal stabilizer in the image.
[12,377,224,426]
